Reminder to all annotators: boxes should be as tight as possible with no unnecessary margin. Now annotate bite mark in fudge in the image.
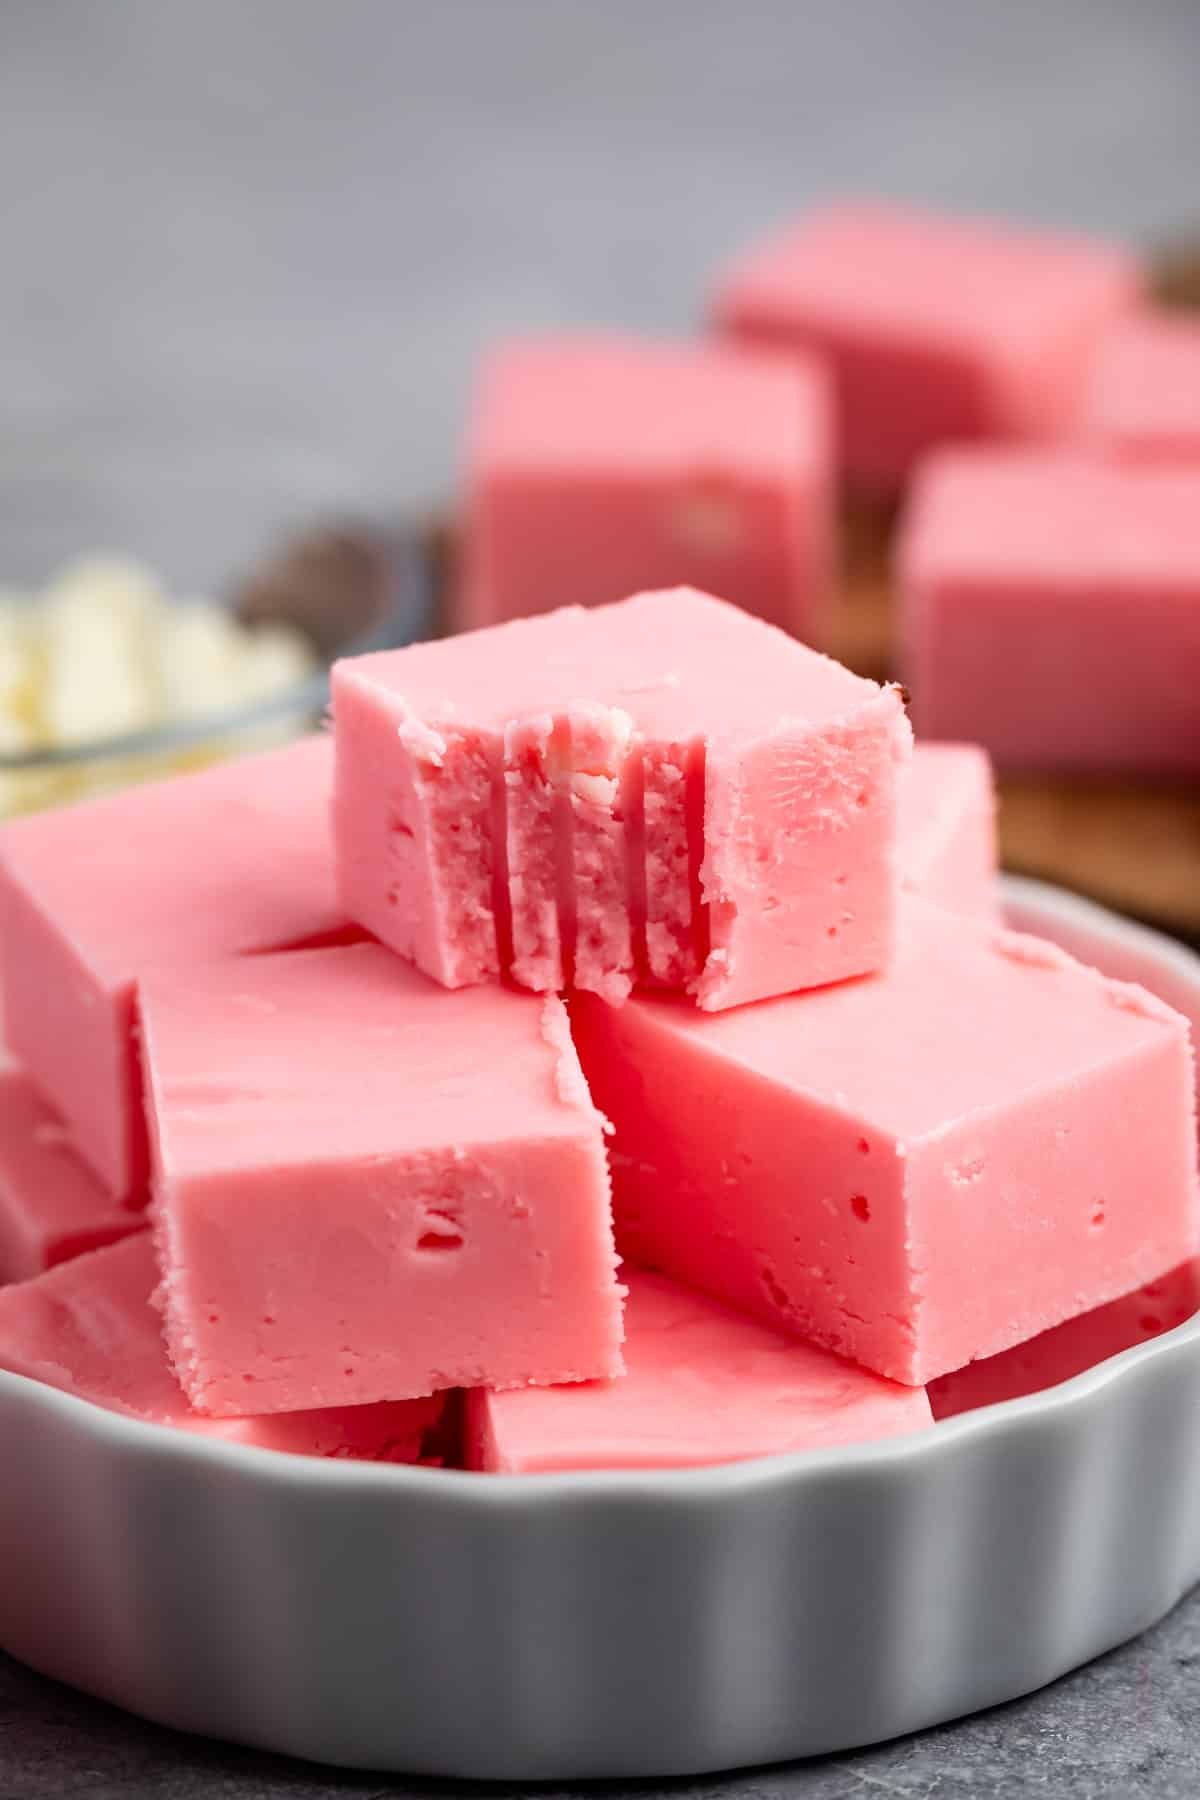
[333,588,911,1011]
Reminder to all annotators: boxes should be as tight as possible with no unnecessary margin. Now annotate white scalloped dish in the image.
[0,875,1197,1781]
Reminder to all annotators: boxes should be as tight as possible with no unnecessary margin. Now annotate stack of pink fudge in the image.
[0,587,1195,1473]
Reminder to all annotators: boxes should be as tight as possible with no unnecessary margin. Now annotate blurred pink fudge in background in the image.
[711,200,1141,492]
[900,742,997,919]
[1078,311,1200,464]
[456,336,833,643]
[334,588,911,1011]
[467,1268,933,1473]
[898,450,1200,773]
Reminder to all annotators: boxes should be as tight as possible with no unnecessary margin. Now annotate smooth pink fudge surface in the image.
[0,1237,443,1462]
[1079,311,1200,463]
[929,1259,1200,1420]
[571,900,1199,1387]
[333,588,911,1011]
[140,942,623,1417]
[0,1065,144,1284]
[0,736,351,1200]
[712,200,1140,490]
[899,451,1200,773]
[1003,886,1200,1128]
[456,335,833,643]
[467,1268,932,1473]
[900,742,998,919]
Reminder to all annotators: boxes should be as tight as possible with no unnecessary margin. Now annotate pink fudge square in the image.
[898,450,1200,772]
[929,1258,1200,1420]
[466,1268,932,1473]
[0,736,354,1201]
[456,336,833,643]
[0,1236,444,1462]
[333,588,911,1011]
[1078,311,1200,464]
[1004,882,1200,1128]
[571,900,1199,1387]
[140,942,623,1416]
[0,1065,144,1285]
[900,742,998,919]
[711,200,1141,492]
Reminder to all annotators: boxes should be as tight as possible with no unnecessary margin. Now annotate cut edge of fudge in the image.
[695,681,910,1010]
[138,945,626,1417]
[333,587,912,1011]
[0,1236,446,1464]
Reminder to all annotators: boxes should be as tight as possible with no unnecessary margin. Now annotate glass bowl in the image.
[0,515,436,816]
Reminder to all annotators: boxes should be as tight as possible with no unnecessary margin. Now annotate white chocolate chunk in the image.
[38,556,164,745]
[0,555,320,816]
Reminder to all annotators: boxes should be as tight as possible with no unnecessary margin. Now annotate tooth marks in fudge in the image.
[504,716,562,992]
[622,739,650,987]
[333,591,910,1006]
[561,707,636,1004]
[642,740,698,989]
[419,730,501,987]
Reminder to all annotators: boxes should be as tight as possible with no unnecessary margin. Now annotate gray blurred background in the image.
[2,0,1198,586]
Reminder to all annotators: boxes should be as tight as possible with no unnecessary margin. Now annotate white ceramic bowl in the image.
[1,877,1197,1781]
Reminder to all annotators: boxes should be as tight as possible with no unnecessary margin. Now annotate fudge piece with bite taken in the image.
[334,587,910,1011]
[0,1237,446,1463]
